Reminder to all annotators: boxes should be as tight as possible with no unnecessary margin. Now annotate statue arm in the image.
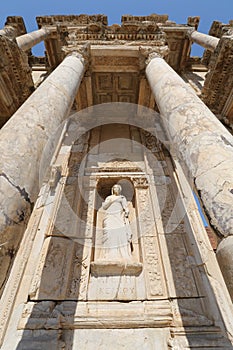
[102,196,114,210]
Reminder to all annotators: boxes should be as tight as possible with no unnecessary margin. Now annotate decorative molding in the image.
[65,43,91,68]
[139,45,169,67]
[132,176,149,188]
[90,261,143,276]
[0,35,34,124]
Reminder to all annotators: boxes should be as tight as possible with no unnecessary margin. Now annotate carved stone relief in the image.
[88,178,144,301]
[136,187,165,298]
[68,241,91,300]
[12,125,222,347]
[92,72,139,104]
[91,182,142,274]
[30,237,74,300]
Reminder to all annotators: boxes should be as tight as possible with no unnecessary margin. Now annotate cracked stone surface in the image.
[146,55,233,299]
[0,53,85,294]
[146,56,233,238]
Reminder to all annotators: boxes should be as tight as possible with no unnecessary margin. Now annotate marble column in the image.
[189,30,219,52]
[146,54,233,298]
[0,51,86,294]
[16,27,52,51]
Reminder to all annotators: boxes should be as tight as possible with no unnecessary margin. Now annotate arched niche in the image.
[91,176,142,276]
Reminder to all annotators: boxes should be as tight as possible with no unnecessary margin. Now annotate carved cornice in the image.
[121,14,169,24]
[5,16,27,37]
[0,35,34,125]
[94,159,143,173]
[36,14,194,72]
[201,34,233,120]
[187,16,200,31]
[202,20,233,66]
[36,14,108,28]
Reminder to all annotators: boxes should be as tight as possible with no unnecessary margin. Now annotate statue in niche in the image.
[101,184,132,261]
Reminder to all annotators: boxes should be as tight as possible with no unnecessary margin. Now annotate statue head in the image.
[111,184,122,196]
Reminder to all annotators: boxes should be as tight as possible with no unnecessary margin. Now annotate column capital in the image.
[139,45,169,68]
[64,43,91,69]
[0,25,18,39]
[186,27,196,38]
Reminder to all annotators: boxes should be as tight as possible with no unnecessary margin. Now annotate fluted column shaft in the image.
[146,55,233,298]
[16,27,51,51]
[0,52,86,293]
[190,30,219,52]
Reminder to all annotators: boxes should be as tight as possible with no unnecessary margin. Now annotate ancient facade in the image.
[0,13,233,349]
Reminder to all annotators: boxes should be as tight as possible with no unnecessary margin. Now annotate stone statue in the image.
[102,184,132,261]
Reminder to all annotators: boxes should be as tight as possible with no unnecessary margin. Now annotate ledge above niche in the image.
[90,260,143,276]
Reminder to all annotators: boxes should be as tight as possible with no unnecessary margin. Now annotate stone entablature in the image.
[203,19,233,62]
[0,13,232,128]
[0,35,34,126]
[35,14,191,73]
[201,34,233,123]
[2,16,27,37]
[200,20,233,128]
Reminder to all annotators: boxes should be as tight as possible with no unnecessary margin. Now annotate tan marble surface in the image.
[190,30,219,51]
[0,52,85,294]
[146,55,233,238]
[16,28,52,51]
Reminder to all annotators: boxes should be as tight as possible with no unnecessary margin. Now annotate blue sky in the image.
[1,0,233,56]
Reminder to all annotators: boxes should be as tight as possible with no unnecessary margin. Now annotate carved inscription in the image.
[88,274,137,300]
[96,286,135,297]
